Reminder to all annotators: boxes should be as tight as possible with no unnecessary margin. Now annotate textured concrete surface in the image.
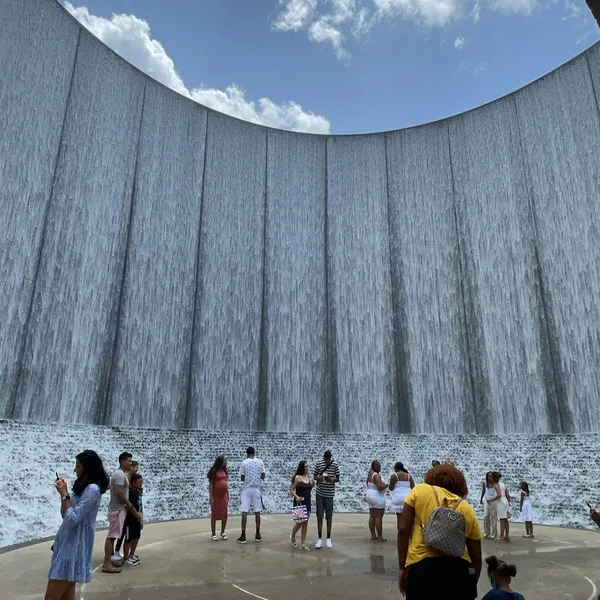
[1,515,599,600]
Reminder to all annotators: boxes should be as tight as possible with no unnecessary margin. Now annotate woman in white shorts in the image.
[388,462,415,529]
[365,460,388,542]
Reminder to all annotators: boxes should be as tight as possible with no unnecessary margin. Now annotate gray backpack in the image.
[417,485,466,557]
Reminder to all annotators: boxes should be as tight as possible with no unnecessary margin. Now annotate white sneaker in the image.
[125,557,139,566]
[326,538,333,548]
[315,538,323,549]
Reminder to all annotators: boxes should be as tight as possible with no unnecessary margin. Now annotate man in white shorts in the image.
[237,446,265,544]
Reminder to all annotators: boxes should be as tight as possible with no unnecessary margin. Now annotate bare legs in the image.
[369,508,377,540]
[396,513,402,531]
[524,521,534,537]
[103,537,120,572]
[374,508,385,541]
[291,521,302,545]
[124,538,139,560]
[316,516,333,539]
[241,512,260,536]
[44,580,75,600]
[499,518,510,541]
[212,517,228,537]
[291,520,310,548]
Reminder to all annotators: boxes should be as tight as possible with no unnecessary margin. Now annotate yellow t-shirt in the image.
[404,483,482,567]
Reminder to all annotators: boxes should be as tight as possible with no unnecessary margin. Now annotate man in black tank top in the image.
[313,450,340,549]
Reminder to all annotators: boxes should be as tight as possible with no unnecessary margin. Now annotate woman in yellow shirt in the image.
[397,464,482,600]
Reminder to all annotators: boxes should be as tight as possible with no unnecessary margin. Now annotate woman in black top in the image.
[290,460,314,551]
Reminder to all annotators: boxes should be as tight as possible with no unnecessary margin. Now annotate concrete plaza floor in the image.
[1,514,599,600]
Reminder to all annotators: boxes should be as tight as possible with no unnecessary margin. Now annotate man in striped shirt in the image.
[313,450,340,549]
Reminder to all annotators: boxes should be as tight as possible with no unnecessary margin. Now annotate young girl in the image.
[519,481,534,539]
[483,555,526,599]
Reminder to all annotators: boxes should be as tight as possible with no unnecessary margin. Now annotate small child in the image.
[519,481,534,539]
[124,473,144,566]
[483,556,526,600]
[114,461,140,557]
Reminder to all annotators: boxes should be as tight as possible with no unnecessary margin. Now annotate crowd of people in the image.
[44,446,598,600]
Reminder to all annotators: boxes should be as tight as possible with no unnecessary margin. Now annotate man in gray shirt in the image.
[103,452,141,573]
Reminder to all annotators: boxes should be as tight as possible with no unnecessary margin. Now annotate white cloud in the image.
[274,0,542,59]
[454,59,486,76]
[62,2,330,134]
[473,61,487,75]
[273,0,318,30]
[454,35,466,48]
[488,0,535,14]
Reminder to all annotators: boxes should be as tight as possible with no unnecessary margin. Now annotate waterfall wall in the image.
[2,0,600,433]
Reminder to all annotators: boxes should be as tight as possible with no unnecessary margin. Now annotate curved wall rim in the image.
[2,0,600,433]
[53,0,600,136]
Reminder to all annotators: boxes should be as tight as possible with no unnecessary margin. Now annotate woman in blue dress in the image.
[45,450,109,600]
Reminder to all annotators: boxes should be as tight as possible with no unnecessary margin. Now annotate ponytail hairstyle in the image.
[519,481,530,495]
[486,555,502,577]
[497,563,518,578]
[486,555,517,581]
[394,462,408,474]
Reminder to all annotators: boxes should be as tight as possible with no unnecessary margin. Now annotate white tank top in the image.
[485,485,497,499]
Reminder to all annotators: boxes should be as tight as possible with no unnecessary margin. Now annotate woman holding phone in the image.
[45,450,109,600]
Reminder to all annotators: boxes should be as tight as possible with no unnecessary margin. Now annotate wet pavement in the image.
[1,514,599,599]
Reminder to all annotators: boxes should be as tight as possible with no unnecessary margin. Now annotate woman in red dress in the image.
[208,456,229,541]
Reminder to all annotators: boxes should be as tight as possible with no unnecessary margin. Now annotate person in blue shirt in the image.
[482,555,526,600]
[45,450,109,600]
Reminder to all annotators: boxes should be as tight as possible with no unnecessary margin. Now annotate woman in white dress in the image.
[495,472,511,542]
[481,471,501,539]
[519,481,534,539]
[388,462,415,529]
[365,460,388,542]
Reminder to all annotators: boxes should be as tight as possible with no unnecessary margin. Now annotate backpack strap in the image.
[432,485,463,511]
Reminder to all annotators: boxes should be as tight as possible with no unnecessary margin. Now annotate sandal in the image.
[377,537,387,542]
[290,535,297,548]
[212,535,218,541]
[300,544,310,551]
[102,566,121,574]
[221,533,228,540]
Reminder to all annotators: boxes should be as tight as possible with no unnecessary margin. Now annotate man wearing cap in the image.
[237,446,265,544]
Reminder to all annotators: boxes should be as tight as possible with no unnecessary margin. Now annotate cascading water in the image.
[2,0,600,434]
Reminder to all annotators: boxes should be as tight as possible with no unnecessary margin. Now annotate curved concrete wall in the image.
[2,0,600,433]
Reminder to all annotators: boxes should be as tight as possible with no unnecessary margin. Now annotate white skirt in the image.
[497,498,510,520]
[521,501,533,522]
[389,488,409,513]
[366,488,386,509]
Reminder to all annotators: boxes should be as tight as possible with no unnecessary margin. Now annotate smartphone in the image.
[586,502,594,509]
[55,472,60,481]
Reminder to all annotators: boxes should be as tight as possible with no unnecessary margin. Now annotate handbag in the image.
[416,486,466,557]
[292,504,308,523]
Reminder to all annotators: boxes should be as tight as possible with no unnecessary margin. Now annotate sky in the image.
[60,0,599,134]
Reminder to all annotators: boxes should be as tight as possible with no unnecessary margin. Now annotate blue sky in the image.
[62,0,599,133]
